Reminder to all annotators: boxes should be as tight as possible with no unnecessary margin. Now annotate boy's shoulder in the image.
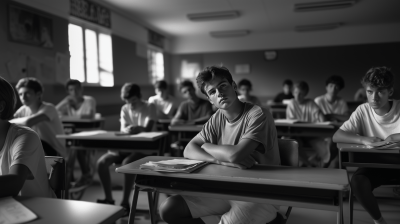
[10,124,39,140]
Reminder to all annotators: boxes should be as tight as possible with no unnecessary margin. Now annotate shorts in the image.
[182,195,278,224]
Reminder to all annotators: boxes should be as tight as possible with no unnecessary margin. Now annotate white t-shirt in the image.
[340,100,400,139]
[58,95,96,117]
[315,95,348,115]
[120,101,157,131]
[0,124,55,198]
[286,99,324,123]
[148,95,179,119]
[14,102,66,157]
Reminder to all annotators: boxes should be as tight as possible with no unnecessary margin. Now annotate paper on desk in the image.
[71,130,107,136]
[131,132,163,138]
[0,197,37,224]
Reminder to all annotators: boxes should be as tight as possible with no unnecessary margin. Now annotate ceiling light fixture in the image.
[294,1,356,12]
[210,30,250,38]
[295,23,342,32]
[187,11,239,21]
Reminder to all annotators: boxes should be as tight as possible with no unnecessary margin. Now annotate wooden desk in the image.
[275,121,339,138]
[61,117,105,131]
[116,156,349,224]
[15,196,124,224]
[337,143,400,169]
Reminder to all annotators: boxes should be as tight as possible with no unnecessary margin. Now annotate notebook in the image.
[0,197,37,224]
[140,159,208,173]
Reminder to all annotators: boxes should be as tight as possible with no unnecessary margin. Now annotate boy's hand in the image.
[238,155,256,169]
[361,136,383,146]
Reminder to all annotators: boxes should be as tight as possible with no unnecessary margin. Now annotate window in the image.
[68,24,114,87]
[148,48,164,83]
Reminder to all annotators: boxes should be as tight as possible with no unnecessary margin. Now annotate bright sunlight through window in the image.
[148,49,164,83]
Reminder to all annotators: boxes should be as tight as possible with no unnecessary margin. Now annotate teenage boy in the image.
[333,67,400,224]
[96,83,156,215]
[171,80,212,126]
[237,79,261,106]
[286,81,328,167]
[56,79,97,187]
[148,80,179,119]
[56,79,96,118]
[160,66,281,224]
[12,78,66,158]
[315,75,349,122]
[274,79,294,103]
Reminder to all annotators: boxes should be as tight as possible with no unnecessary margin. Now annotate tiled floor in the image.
[74,153,400,224]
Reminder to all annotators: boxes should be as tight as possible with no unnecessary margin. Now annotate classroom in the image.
[0,0,399,224]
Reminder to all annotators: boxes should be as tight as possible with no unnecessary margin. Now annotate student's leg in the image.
[220,201,278,224]
[74,151,93,187]
[120,152,147,206]
[96,152,123,203]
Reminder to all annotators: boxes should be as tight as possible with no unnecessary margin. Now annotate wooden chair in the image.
[45,156,67,199]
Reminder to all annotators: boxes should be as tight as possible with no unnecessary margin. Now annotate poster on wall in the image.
[8,4,54,48]
[70,0,111,28]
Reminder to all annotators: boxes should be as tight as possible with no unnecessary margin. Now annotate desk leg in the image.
[128,185,140,224]
[337,191,343,224]
[339,151,342,169]
[147,191,156,224]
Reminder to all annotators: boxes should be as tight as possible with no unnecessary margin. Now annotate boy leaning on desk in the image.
[159,66,282,224]
[333,66,400,224]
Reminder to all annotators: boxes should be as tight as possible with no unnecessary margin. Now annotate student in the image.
[237,79,261,106]
[315,75,349,122]
[96,83,156,215]
[171,80,213,126]
[333,67,400,224]
[56,79,96,187]
[11,78,66,158]
[160,66,282,224]
[286,81,328,167]
[148,80,179,119]
[0,76,55,198]
[354,87,368,102]
[274,79,294,103]
[56,79,96,118]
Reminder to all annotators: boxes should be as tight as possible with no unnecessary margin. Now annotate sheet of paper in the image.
[55,53,70,84]
[152,159,205,166]
[0,197,37,224]
[71,130,107,136]
[274,119,299,124]
[131,132,163,138]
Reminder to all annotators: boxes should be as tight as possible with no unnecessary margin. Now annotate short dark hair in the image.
[361,66,394,90]
[293,81,309,95]
[121,83,141,100]
[283,79,293,87]
[196,66,233,96]
[0,76,17,120]
[326,75,345,90]
[238,79,252,89]
[15,77,44,93]
[154,80,168,90]
[65,79,82,89]
[179,80,195,91]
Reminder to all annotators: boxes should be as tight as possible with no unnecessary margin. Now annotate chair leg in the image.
[147,191,156,224]
[349,188,353,224]
[128,185,140,224]
[284,207,292,224]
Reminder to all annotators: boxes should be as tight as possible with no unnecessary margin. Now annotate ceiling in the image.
[102,0,400,38]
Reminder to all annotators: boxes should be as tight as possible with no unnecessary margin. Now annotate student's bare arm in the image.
[385,133,400,142]
[0,164,31,197]
[184,135,218,163]
[201,139,259,163]
[55,96,70,111]
[10,113,50,127]
[171,110,185,126]
[333,129,382,145]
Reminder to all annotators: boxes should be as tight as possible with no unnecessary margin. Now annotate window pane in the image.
[85,29,99,83]
[99,33,113,73]
[148,49,164,83]
[100,71,114,87]
[68,24,85,82]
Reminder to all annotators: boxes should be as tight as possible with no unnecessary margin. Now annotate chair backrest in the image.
[44,156,66,199]
[278,139,299,167]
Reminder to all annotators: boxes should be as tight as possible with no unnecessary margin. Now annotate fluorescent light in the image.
[187,11,239,21]
[295,23,342,32]
[210,30,250,38]
[294,1,356,12]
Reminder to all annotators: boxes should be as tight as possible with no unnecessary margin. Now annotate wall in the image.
[171,43,400,102]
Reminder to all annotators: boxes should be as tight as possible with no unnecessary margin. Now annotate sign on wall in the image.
[70,0,111,28]
[148,29,164,49]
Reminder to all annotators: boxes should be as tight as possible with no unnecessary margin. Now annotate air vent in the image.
[295,23,342,32]
[187,11,239,21]
[210,30,249,38]
[294,1,356,12]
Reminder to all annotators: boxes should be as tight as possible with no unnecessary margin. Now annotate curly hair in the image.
[361,67,394,89]
[196,66,233,96]
[0,76,17,120]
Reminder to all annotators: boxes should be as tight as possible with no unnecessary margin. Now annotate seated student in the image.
[148,80,179,119]
[56,79,96,118]
[11,78,66,158]
[274,79,294,103]
[354,87,368,102]
[160,66,282,224]
[171,80,213,126]
[315,75,349,122]
[237,79,262,106]
[0,76,55,198]
[333,67,400,224]
[56,79,96,187]
[286,81,329,167]
[96,83,156,215]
